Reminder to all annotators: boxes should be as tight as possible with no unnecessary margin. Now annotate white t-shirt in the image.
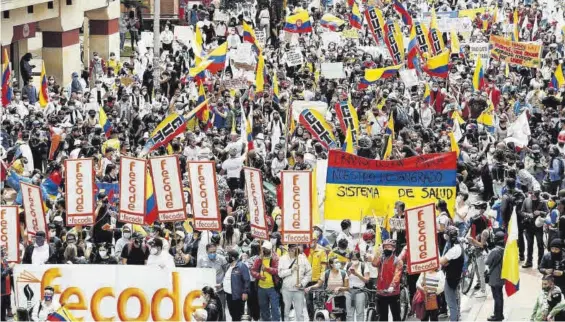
[183,145,200,161]
[222,156,245,178]
[454,203,469,224]
[223,265,234,294]
[31,244,50,264]
[444,244,463,261]
[147,251,175,269]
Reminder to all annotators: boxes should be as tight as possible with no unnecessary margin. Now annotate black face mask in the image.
[227,255,235,264]
[551,251,562,260]
[383,249,393,257]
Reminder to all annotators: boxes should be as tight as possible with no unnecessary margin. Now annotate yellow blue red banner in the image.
[324,150,457,223]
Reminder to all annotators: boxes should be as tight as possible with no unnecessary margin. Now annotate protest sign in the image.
[149,156,187,222]
[389,218,406,230]
[255,30,266,47]
[358,46,391,59]
[174,26,191,44]
[20,182,48,238]
[187,161,221,231]
[119,157,147,224]
[321,31,343,48]
[65,159,95,226]
[324,150,457,226]
[13,265,214,321]
[321,62,345,79]
[1,206,20,262]
[399,69,419,88]
[281,171,312,244]
[244,167,269,239]
[222,78,249,89]
[415,17,473,33]
[489,35,542,68]
[286,48,304,67]
[299,109,337,149]
[213,10,230,22]
[405,203,440,274]
[291,100,328,119]
[341,29,359,39]
[140,31,154,48]
[461,42,491,67]
[231,43,256,70]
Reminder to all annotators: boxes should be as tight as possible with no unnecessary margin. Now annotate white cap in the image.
[262,240,273,250]
[175,230,186,239]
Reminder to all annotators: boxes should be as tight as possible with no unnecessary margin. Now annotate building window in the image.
[27,6,34,13]
[66,0,72,5]
[3,11,9,19]
[48,1,54,9]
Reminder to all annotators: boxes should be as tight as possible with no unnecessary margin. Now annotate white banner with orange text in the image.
[244,167,268,239]
[405,203,440,274]
[64,159,95,226]
[119,157,147,224]
[13,265,214,321]
[1,206,20,262]
[187,161,221,230]
[281,171,312,244]
[20,182,48,238]
[149,156,187,222]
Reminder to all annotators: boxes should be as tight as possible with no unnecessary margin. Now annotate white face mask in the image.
[275,219,281,226]
[351,259,359,266]
[313,230,320,238]
[99,250,108,258]
[123,232,131,239]
[150,247,158,255]
[334,262,342,270]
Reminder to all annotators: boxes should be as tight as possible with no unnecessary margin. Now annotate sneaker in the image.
[438,312,448,318]
[475,290,487,298]
[522,262,533,268]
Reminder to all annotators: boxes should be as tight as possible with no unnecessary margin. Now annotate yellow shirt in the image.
[308,249,328,282]
[107,59,122,74]
[258,258,275,289]
[11,160,25,175]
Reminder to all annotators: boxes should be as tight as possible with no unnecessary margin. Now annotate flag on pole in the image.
[423,83,431,103]
[392,0,412,26]
[350,2,362,29]
[501,208,520,296]
[473,56,485,91]
[99,107,112,138]
[343,126,355,154]
[551,64,565,89]
[422,50,450,78]
[320,14,346,31]
[449,131,460,158]
[273,71,280,105]
[385,113,395,137]
[450,29,460,54]
[428,8,445,55]
[383,135,393,160]
[284,11,313,33]
[2,48,13,106]
[255,52,266,93]
[512,9,519,41]
[39,62,49,107]
[359,64,403,88]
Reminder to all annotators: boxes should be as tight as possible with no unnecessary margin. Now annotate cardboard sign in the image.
[389,218,406,230]
[461,43,490,67]
[65,159,95,226]
[405,203,440,274]
[119,157,147,224]
[286,48,304,67]
[281,171,312,244]
[13,265,214,321]
[149,156,187,222]
[222,78,249,90]
[140,31,154,48]
[1,206,20,262]
[20,183,48,238]
[399,69,419,88]
[321,62,345,79]
[415,17,473,33]
[174,26,191,44]
[255,30,266,47]
[489,35,542,68]
[214,10,230,22]
[321,31,343,48]
[187,161,221,230]
[244,167,268,239]
[341,29,359,39]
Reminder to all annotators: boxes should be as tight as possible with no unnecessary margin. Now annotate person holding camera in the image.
[120,232,150,265]
[466,200,490,298]
[521,188,548,268]
[485,231,507,322]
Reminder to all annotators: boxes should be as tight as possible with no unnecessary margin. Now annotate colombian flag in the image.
[321,14,345,31]
[205,42,228,74]
[242,104,254,150]
[342,126,355,154]
[423,83,431,103]
[255,52,266,93]
[449,131,460,158]
[512,9,519,41]
[189,59,211,84]
[383,135,393,160]
[407,24,420,69]
[359,64,403,88]
[393,0,412,27]
[145,170,158,225]
[501,208,520,296]
[192,26,204,60]
[243,21,261,52]
[551,64,565,89]
[41,170,62,199]
[284,11,312,33]
[385,112,395,137]
[47,307,77,321]
[273,71,280,105]
[423,50,450,78]
[39,62,49,107]
[473,56,485,91]
[477,100,495,133]
[99,106,112,138]
[195,83,212,129]
[428,8,445,55]
[2,48,12,106]
[350,3,362,29]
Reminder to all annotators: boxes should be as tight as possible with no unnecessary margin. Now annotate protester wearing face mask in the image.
[540,239,565,292]
[121,232,150,265]
[335,219,354,252]
[250,240,281,321]
[114,225,132,259]
[197,243,228,310]
[222,248,250,321]
[23,231,55,265]
[371,238,403,321]
[146,238,175,269]
[306,256,349,320]
[278,243,311,322]
[31,286,60,322]
[201,285,224,321]
[484,231,506,321]
[439,226,465,322]
[305,238,328,320]
[92,243,117,264]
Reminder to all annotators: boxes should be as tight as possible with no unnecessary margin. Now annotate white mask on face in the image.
[333,262,342,270]
[313,230,320,238]
[123,232,131,239]
[275,219,281,226]
[150,247,158,255]
[99,250,108,258]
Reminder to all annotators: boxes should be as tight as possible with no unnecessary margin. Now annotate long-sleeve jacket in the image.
[278,253,312,290]
[251,254,280,284]
[372,255,403,295]
[531,287,563,321]
[228,260,251,300]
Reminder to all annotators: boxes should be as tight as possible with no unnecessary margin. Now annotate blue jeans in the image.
[443,283,460,321]
[455,221,467,237]
[120,32,126,50]
[257,287,280,321]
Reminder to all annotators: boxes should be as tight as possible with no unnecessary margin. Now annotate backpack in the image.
[323,269,347,289]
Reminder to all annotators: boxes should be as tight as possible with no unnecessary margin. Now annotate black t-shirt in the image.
[121,243,149,265]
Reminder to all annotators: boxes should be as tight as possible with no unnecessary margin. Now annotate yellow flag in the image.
[449,131,460,157]
[450,29,460,54]
[383,135,393,160]
[344,126,354,153]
